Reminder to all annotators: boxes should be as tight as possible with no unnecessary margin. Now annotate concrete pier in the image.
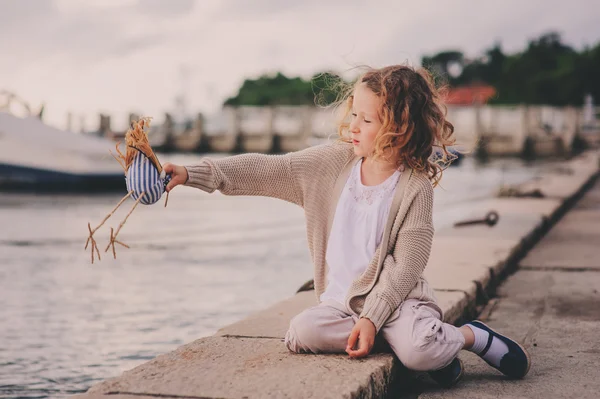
[236,106,274,153]
[435,105,590,158]
[417,158,600,399]
[272,105,312,153]
[74,150,599,399]
[202,108,238,153]
[171,114,203,153]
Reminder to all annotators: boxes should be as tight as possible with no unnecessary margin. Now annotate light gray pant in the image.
[284,299,465,371]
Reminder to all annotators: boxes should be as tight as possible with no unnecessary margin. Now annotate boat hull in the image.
[0,163,125,192]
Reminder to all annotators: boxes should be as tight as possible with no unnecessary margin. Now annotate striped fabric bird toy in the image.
[85,116,171,263]
[126,150,171,205]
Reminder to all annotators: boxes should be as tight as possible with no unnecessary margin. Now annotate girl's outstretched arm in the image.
[164,143,351,207]
[185,152,302,205]
[164,152,301,205]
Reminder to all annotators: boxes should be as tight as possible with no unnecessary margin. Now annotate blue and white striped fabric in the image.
[125,151,170,205]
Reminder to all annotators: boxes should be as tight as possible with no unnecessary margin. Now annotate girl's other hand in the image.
[163,163,189,193]
[346,318,376,359]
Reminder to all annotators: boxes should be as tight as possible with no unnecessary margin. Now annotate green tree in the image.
[497,32,580,105]
[575,42,600,102]
[228,33,600,108]
[422,31,599,106]
[224,72,348,107]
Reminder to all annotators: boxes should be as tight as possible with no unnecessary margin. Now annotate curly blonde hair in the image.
[336,65,457,186]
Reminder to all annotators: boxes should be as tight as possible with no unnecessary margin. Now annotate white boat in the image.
[0,111,125,191]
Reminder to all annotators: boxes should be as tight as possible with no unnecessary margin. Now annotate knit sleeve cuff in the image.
[359,295,394,333]
[183,161,216,193]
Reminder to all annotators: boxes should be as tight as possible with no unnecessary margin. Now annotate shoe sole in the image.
[472,320,531,378]
[430,357,464,388]
[452,357,465,387]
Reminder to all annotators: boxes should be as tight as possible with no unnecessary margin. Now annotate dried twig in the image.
[106,227,131,259]
[110,149,127,173]
[105,192,146,257]
[85,191,133,263]
[164,191,169,208]
[86,223,101,264]
[109,227,116,259]
[113,117,162,173]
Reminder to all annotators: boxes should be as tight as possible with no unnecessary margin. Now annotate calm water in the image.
[0,153,554,398]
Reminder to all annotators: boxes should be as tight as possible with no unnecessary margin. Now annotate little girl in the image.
[163,64,530,388]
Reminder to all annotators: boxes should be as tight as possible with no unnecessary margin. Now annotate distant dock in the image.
[92,103,600,159]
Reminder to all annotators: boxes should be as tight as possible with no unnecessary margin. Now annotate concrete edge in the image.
[76,153,600,399]
[477,166,600,306]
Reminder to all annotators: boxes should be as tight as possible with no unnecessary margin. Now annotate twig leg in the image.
[86,223,101,264]
[105,192,146,257]
[85,191,133,264]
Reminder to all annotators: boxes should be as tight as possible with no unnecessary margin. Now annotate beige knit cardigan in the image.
[184,141,438,332]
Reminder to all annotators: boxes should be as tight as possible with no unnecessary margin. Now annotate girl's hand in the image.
[346,318,376,359]
[163,163,189,193]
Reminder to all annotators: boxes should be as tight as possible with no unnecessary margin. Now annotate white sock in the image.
[466,324,509,368]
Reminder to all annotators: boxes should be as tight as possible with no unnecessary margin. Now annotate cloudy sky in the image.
[1,0,599,131]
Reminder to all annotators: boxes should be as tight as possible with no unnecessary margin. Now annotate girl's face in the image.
[349,84,382,158]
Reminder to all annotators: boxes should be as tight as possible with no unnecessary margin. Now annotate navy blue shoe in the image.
[428,357,464,388]
[468,320,531,379]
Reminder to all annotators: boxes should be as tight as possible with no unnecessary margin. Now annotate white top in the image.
[320,158,401,305]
